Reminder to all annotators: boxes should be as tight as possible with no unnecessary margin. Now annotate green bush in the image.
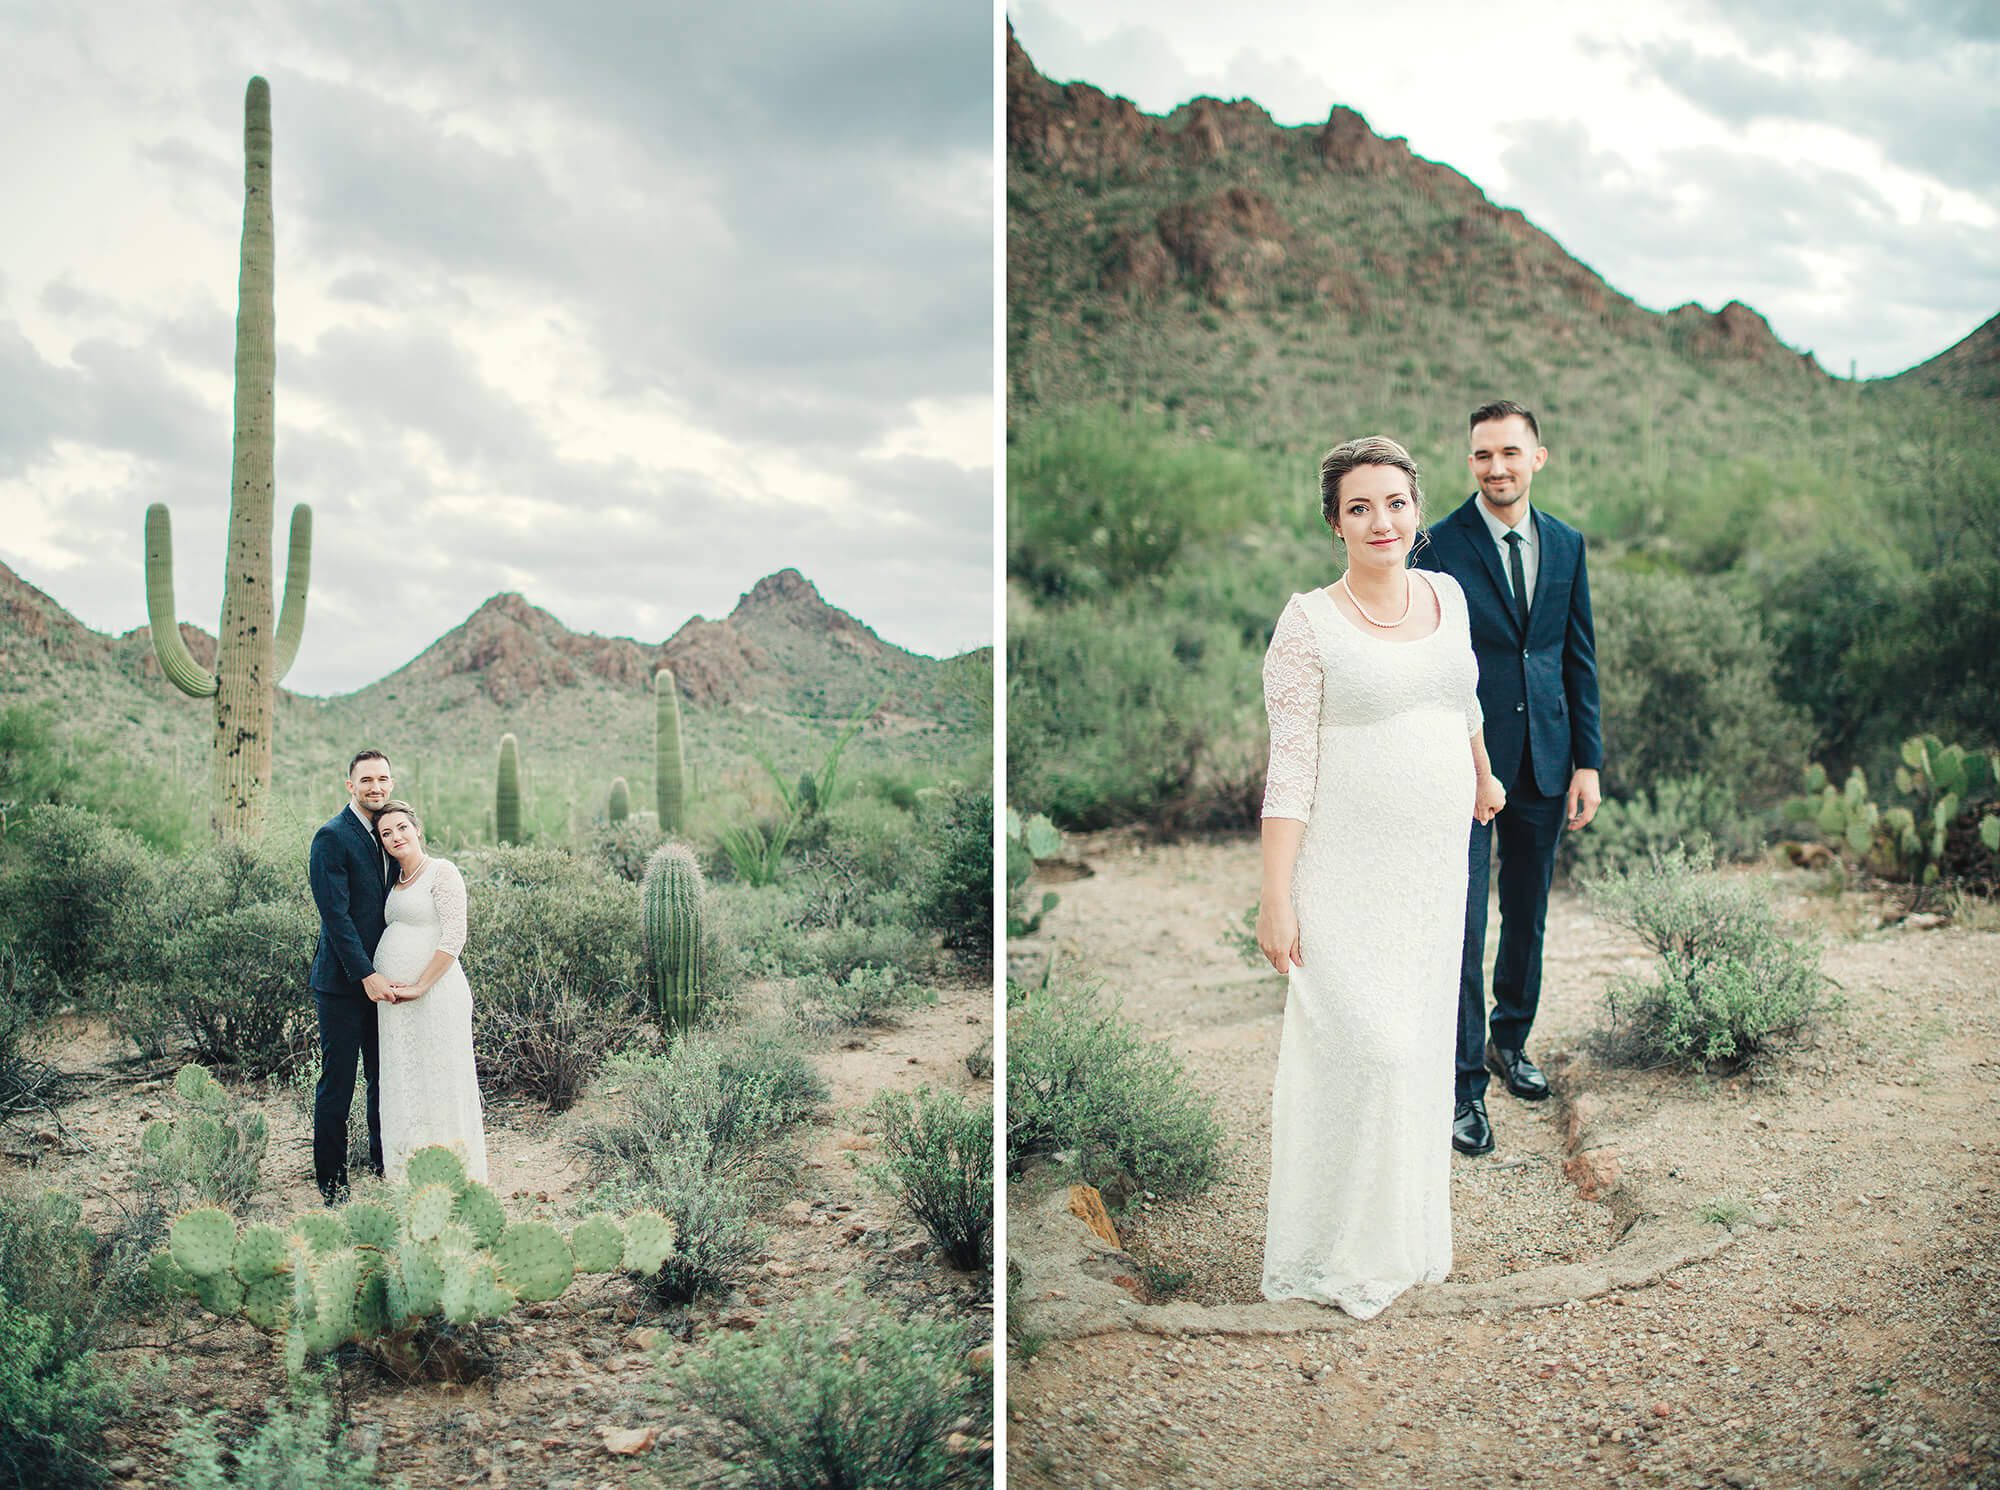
[138,1065,268,1215]
[131,899,320,1076]
[1007,978,1224,1198]
[584,814,664,884]
[171,1372,405,1489]
[865,1087,993,1270]
[1592,568,1811,806]
[458,846,643,1109]
[0,704,196,853]
[0,1187,98,1349]
[0,1283,123,1490]
[0,805,158,1008]
[912,786,992,953]
[1009,409,1269,598]
[786,965,935,1033]
[1585,846,1830,1071]
[660,1284,988,1490]
[1562,774,1765,882]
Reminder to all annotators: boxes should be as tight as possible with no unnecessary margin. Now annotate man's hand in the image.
[362,973,394,1002]
[1566,768,1601,831]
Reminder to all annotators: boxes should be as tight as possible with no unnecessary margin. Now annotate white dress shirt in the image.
[1475,498,1539,613]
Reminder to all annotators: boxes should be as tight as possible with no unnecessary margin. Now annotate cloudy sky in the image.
[1,2,993,694]
[1011,0,1997,381]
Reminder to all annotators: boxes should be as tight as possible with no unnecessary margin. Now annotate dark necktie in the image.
[1505,531,1529,633]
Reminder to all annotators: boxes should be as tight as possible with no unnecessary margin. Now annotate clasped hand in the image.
[362,975,423,1003]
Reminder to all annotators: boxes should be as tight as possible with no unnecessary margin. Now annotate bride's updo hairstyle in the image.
[374,800,422,841]
[1318,435,1429,563]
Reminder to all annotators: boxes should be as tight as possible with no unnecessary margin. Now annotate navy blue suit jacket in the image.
[1414,495,1603,798]
[308,806,389,998]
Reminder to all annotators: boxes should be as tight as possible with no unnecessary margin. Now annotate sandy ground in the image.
[1006,833,2000,1490]
[4,976,995,1489]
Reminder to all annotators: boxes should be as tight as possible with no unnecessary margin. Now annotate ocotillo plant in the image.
[608,776,631,824]
[142,77,311,840]
[655,669,686,832]
[641,843,705,1034]
[495,734,523,845]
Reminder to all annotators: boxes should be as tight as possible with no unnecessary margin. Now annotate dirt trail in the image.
[1007,834,2000,1490]
[7,979,993,1489]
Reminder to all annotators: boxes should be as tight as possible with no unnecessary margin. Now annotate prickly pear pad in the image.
[493,1222,574,1303]
[169,1207,235,1278]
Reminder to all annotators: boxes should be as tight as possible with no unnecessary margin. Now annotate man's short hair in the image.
[347,749,391,778]
[1469,400,1541,445]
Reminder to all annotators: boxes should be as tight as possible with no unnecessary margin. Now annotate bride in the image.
[1256,436,1502,1318]
[371,800,489,1184]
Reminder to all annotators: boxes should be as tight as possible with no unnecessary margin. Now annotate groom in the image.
[307,748,398,1202]
[1415,401,1603,1156]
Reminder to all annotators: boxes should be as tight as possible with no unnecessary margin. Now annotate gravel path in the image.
[1007,834,2000,1489]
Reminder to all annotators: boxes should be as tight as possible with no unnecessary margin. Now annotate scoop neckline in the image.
[391,857,438,889]
[1315,570,1444,644]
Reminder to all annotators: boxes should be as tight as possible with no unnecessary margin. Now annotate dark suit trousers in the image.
[1457,737,1567,1102]
[312,990,384,1195]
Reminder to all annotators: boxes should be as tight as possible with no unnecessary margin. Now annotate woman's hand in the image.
[1474,773,1506,825]
[1257,896,1304,975]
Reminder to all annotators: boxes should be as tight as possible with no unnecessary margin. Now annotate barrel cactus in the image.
[608,775,631,824]
[641,843,705,1034]
[153,1144,676,1377]
[495,733,522,845]
[655,669,686,832]
[141,77,311,840]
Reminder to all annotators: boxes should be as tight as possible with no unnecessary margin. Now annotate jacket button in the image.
[1515,703,1525,713]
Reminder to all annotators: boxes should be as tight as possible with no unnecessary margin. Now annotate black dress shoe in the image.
[1452,1097,1493,1155]
[1487,1043,1551,1101]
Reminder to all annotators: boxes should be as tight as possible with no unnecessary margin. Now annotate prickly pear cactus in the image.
[641,843,705,1034]
[153,1145,678,1377]
[137,1063,268,1213]
[1787,737,2000,899]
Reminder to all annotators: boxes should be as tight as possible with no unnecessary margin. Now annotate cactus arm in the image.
[272,504,313,682]
[143,503,220,698]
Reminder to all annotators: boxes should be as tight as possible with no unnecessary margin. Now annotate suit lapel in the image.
[1451,498,1523,639]
[1528,511,1561,638]
[343,805,388,890]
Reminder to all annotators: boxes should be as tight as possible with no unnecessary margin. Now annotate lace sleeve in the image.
[431,861,467,959]
[1261,596,1322,822]
[1440,572,1484,738]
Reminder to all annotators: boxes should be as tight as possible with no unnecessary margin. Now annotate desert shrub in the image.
[785,965,934,1033]
[458,846,643,1109]
[1562,774,1766,882]
[0,1187,97,1347]
[865,1087,993,1270]
[965,1036,992,1080]
[1592,568,1811,805]
[1009,408,1268,598]
[586,815,664,884]
[1757,544,1906,769]
[1007,978,1224,1198]
[912,785,992,953]
[575,1032,815,1304]
[171,1371,406,1490]
[126,899,320,1076]
[1586,845,1830,1071]
[0,1283,124,1490]
[718,1022,829,1131]
[661,1284,988,1490]
[281,1058,371,1178]
[137,1065,268,1215]
[0,704,196,852]
[0,804,158,1008]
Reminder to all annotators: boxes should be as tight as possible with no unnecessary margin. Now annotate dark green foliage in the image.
[171,1373,406,1489]
[913,785,993,952]
[0,1282,123,1490]
[1562,774,1765,883]
[865,1087,993,1270]
[1756,545,1906,769]
[0,704,196,851]
[1585,846,1830,1071]
[1009,409,1268,598]
[0,805,158,1009]
[458,847,643,1110]
[587,813,663,883]
[1007,977,1224,1198]
[144,900,320,1075]
[660,1285,989,1490]
[1592,567,1811,806]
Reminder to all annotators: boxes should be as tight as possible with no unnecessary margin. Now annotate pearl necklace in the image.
[1341,570,1412,629]
[395,855,430,888]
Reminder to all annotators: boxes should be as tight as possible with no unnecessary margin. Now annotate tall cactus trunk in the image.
[496,734,523,845]
[641,844,705,1035]
[141,76,311,841]
[655,669,685,833]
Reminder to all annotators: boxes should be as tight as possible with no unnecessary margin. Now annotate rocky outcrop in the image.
[1667,300,1819,369]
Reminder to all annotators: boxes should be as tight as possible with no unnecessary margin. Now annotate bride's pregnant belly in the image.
[375,922,438,983]
[1305,707,1474,848]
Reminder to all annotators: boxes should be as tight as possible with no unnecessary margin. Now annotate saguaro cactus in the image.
[641,843,705,1033]
[495,734,522,845]
[655,669,686,832]
[608,776,630,824]
[142,77,311,840]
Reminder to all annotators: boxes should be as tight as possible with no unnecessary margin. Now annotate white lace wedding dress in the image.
[1259,571,1481,1317]
[375,858,489,1184]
